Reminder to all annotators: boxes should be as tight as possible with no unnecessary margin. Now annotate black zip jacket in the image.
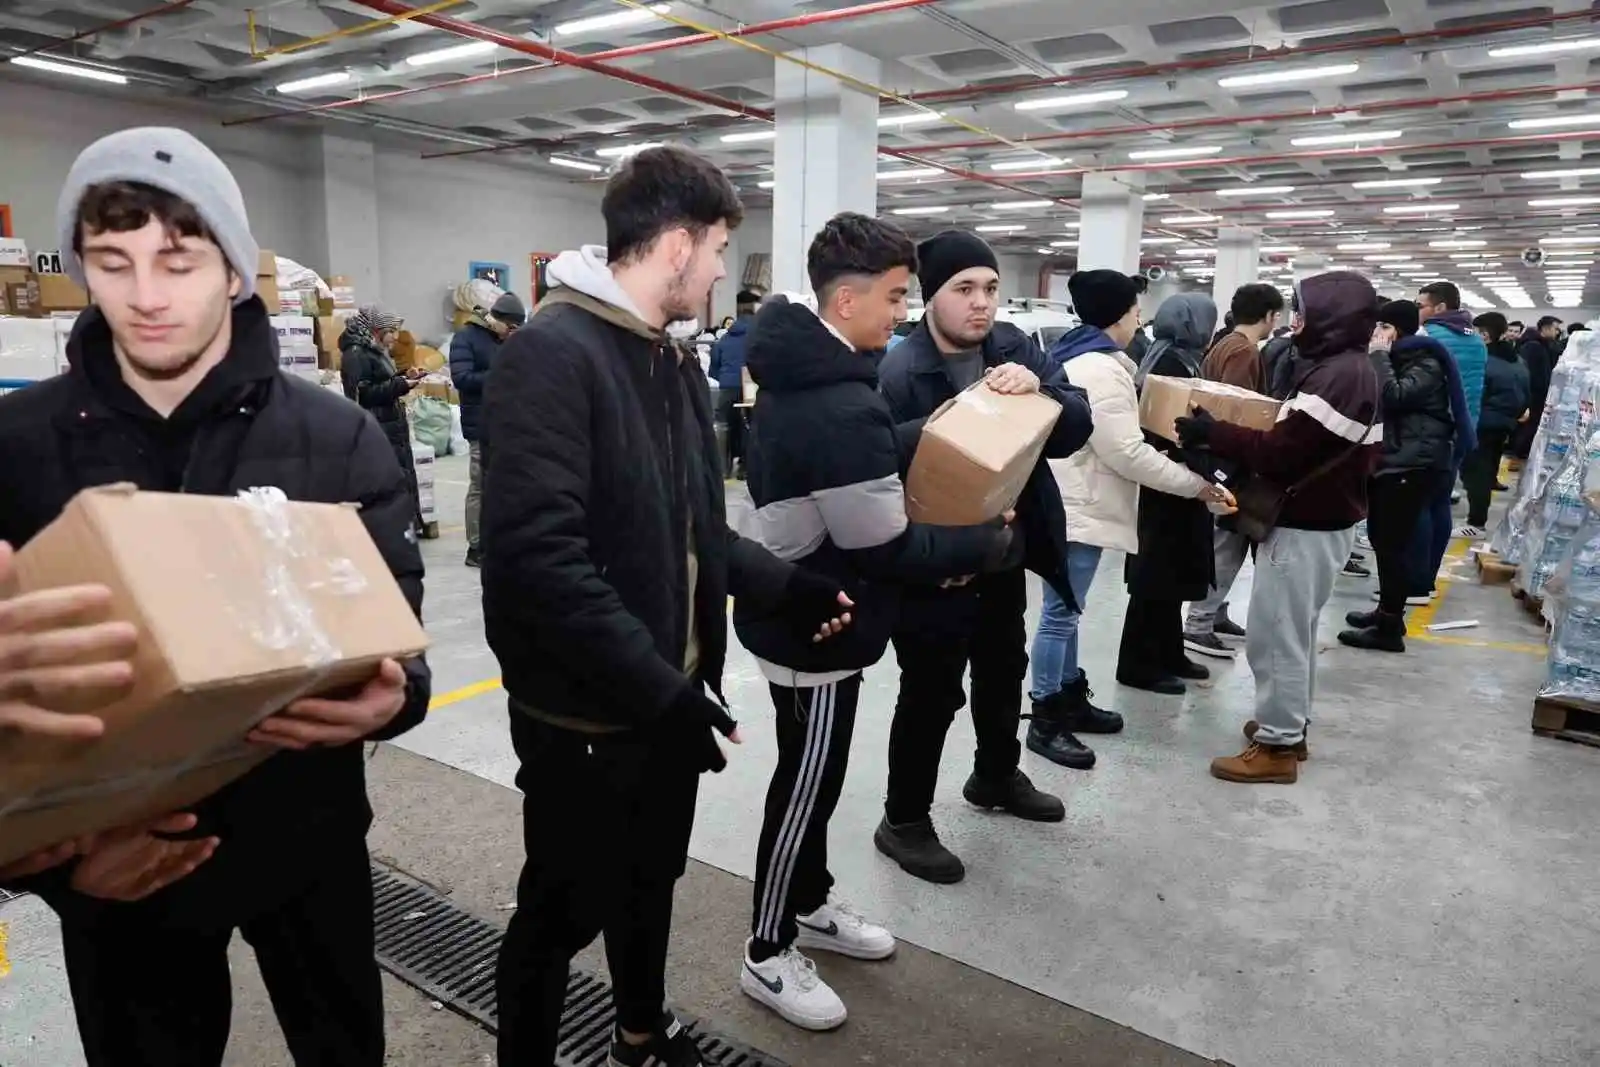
[734,297,1004,674]
[1480,339,1532,435]
[480,288,794,733]
[0,297,430,925]
[1373,333,1454,476]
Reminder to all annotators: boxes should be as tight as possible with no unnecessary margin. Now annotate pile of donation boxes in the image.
[0,485,428,867]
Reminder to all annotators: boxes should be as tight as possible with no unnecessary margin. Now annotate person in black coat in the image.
[0,130,430,1065]
[1512,315,1561,459]
[1461,313,1530,532]
[452,292,526,567]
[873,229,1093,886]
[1120,292,1219,694]
[340,304,422,531]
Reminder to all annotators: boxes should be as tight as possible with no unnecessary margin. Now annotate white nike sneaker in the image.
[795,895,897,961]
[739,942,847,1032]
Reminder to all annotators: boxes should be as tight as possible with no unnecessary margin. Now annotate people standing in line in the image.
[1404,282,1479,593]
[1117,292,1219,695]
[1339,301,1455,653]
[1455,313,1531,539]
[1183,282,1286,659]
[451,292,526,568]
[1507,320,1525,343]
[1032,272,1229,764]
[873,229,1093,886]
[1176,272,1381,784]
[710,289,759,478]
[1511,315,1562,461]
[0,127,432,1066]
[733,214,1018,1032]
[340,303,423,531]
[478,147,853,1067]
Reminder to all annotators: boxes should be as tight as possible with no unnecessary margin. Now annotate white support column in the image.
[1211,226,1261,308]
[306,134,382,303]
[770,46,881,294]
[1076,172,1146,275]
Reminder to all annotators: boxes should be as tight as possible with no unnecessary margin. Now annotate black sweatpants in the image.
[496,709,700,1063]
[751,674,861,953]
[1463,428,1511,528]
[59,838,383,1067]
[1370,469,1450,613]
[1117,595,1185,680]
[885,567,1027,826]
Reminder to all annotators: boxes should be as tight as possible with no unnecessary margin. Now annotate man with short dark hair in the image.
[0,126,431,1066]
[710,288,760,477]
[1457,312,1530,537]
[482,146,853,1067]
[1413,281,1483,567]
[1512,315,1563,459]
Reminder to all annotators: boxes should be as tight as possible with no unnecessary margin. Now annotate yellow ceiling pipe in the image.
[247,0,466,60]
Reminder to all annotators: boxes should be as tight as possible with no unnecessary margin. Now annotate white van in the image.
[890,297,1081,353]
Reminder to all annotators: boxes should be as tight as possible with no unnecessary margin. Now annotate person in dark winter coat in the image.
[340,304,421,530]
[480,147,852,1067]
[451,292,526,567]
[734,214,1014,1032]
[710,290,759,475]
[1459,313,1531,534]
[0,128,431,1066]
[1339,300,1455,654]
[872,229,1093,887]
[1118,292,1219,694]
[1512,315,1562,459]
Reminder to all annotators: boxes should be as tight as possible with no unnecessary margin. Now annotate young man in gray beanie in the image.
[0,127,432,1066]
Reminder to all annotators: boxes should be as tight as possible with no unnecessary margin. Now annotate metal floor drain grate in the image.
[370,863,789,1067]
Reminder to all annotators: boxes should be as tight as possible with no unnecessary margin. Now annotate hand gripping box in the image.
[904,381,1063,525]
[1138,374,1282,445]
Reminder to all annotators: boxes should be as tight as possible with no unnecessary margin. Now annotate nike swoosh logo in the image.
[745,964,783,995]
[797,919,839,937]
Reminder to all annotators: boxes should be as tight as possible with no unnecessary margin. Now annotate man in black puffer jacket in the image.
[734,214,1013,1031]
[451,292,525,567]
[874,230,1094,886]
[1463,313,1531,534]
[0,128,430,1066]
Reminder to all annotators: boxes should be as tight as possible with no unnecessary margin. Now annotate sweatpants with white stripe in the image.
[750,674,862,953]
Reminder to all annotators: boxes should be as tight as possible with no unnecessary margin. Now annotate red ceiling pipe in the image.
[908,9,1600,105]
[225,0,938,126]
[7,0,195,62]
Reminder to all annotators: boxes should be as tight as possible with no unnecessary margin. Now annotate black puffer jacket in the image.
[1479,339,1532,434]
[449,321,501,442]
[339,333,418,494]
[1373,333,1454,475]
[735,297,1005,676]
[0,297,431,927]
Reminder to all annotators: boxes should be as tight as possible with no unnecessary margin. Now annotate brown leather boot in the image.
[1243,720,1309,761]
[1211,742,1300,784]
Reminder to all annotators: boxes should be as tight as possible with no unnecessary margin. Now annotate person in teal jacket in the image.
[1419,281,1488,423]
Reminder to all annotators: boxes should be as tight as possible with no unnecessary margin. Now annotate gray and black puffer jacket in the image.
[1374,333,1454,476]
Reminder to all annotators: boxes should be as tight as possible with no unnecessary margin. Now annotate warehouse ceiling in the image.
[4,0,1600,308]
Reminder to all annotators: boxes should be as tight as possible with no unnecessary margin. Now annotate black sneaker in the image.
[1345,608,1379,629]
[1337,611,1407,653]
[465,548,482,568]
[1213,605,1247,640]
[874,816,965,884]
[1184,631,1237,660]
[1117,671,1186,696]
[1340,556,1372,578]
[962,770,1065,823]
[1168,657,1210,681]
[609,1013,703,1067]
[1026,719,1097,770]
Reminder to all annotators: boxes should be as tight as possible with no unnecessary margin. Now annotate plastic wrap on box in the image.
[412,441,437,523]
[0,316,64,383]
[1516,430,1600,601]
[1540,476,1600,706]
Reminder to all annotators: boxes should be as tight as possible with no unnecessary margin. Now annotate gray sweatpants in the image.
[1246,525,1357,747]
[466,440,483,552]
[1185,528,1250,634]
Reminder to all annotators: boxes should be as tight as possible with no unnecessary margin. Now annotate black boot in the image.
[1057,674,1123,734]
[1167,656,1210,681]
[1025,715,1096,770]
[1117,670,1186,696]
[465,547,482,568]
[1345,608,1378,629]
[962,770,1065,822]
[874,816,965,884]
[1338,610,1407,653]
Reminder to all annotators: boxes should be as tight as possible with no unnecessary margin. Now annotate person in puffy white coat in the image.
[1025,271,1230,769]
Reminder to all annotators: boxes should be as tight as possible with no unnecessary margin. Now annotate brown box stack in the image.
[256,249,280,313]
[0,485,430,866]
[36,274,89,312]
[0,267,41,318]
[1138,374,1282,445]
[904,382,1062,525]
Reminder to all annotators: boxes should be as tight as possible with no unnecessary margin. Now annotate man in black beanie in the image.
[874,230,1094,885]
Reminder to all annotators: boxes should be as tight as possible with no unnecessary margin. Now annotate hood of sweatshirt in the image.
[1049,323,1122,364]
[545,245,662,341]
[744,293,879,393]
[1487,338,1518,363]
[1426,308,1476,336]
[1295,270,1378,362]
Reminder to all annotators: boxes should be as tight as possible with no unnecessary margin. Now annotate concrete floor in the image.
[4,451,1599,1066]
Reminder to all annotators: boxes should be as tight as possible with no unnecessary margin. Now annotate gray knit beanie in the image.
[56,127,259,304]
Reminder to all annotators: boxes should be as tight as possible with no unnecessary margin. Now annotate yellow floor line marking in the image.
[429,676,502,710]
[1409,537,1545,655]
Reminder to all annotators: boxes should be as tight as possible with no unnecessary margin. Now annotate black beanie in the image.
[1068,269,1142,329]
[916,230,1000,300]
[1377,299,1419,338]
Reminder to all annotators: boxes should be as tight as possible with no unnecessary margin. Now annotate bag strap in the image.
[1284,403,1378,497]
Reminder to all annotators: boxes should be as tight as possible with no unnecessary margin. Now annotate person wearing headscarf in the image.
[1117,292,1220,695]
[341,304,421,529]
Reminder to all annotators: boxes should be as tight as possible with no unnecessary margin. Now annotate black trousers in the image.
[1369,469,1449,613]
[751,674,861,952]
[59,838,383,1067]
[496,710,700,1062]
[1463,428,1511,528]
[885,567,1027,826]
[716,389,744,469]
[1117,596,1185,679]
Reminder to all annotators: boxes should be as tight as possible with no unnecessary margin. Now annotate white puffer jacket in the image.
[1050,347,1208,554]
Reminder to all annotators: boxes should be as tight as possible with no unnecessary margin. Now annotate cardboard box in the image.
[326,274,356,310]
[316,314,348,368]
[0,486,430,866]
[269,314,320,382]
[36,273,89,312]
[256,249,280,314]
[0,267,40,318]
[1138,374,1282,445]
[904,382,1062,525]
[0,238,28,268]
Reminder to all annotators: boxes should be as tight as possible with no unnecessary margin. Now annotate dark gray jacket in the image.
[1479,339,1532,435]
[1373,334,1454,475]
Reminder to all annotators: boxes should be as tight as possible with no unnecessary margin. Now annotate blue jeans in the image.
[1405,468,1456,595]
[1029,542,1104,700]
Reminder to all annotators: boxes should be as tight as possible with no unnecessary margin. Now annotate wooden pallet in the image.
[1475,550,1517,586]
[1532,697,1600,748]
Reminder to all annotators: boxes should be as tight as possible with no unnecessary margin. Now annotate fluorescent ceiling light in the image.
[1218,62,1359,89]
[1267,209,1335,219]
[976,223,1025,233]
[549,156,603,173]
[1338,242,1391,251]
[1380,262,1427,270]
[1014,89,1129,112]
[1258,244,1301,253]
[1531,196,1600,208]
[1541,235,1600,245]
[720,128,776,144]
[1130,145,1224,160]
[1143,193,1170,201]
[1352,176,1443,189]
[595,141,664,158]
[1510,113,1600,131]
[1141,236,1183,245]
[891,205,949,215]
[8,56,128,85]
[275,71,350,94]
[756,180,775,189]
[1384,202,1460,214]
[1289,129,1403,147]
[1161,214,1220,224]
[990,156,1071,171]
[554,3,670,36]
[1177,247,1217,256]
[1544,259,1596,266]
[990,199,1053,210]
[1431,239,1487,248]
[1521,166,1600,180]
[878,111,944,128]
[1050,240,1076,248]
[1363,254,1412,261]
[1489,36,1600,59]
[1216,185,1296,196]
[405,40,497,67]
[877,167,942,181]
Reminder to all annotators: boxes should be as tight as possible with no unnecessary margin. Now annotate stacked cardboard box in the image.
[327,274,357,311]
[256,250,281,313]
[0,317,61,382]
[37,274,89,312]
[269,315,320,382]
[0,238,28,268]
[412,441,437,525]
[905,382,1063,524]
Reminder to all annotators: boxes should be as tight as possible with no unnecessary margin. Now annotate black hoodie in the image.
[735,297,1004,679]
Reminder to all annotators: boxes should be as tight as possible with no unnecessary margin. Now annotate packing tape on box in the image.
[957,384,1003,417]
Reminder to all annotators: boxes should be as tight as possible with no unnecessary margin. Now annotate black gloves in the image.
[981,520,1025,572]
[665,685,738,774]
[1174,406,1217,449]
[784,567,849,643]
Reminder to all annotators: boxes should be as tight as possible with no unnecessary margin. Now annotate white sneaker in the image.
[1453,524,1485,539]
[740,942,847,1031]
[796,896,897,960]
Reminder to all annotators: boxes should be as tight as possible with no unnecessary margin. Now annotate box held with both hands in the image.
[0,485,429,867]
[904,381,1063,525]
[1138,374,1282,446]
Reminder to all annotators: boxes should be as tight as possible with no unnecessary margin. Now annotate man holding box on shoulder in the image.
[0,128,431,1066]
[873,230,1094,885]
